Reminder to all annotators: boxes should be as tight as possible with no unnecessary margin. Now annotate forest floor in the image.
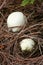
[0,0,43,65]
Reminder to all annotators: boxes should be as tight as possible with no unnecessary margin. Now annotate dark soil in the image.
[0,0,43,65]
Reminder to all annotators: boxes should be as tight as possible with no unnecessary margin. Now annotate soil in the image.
[0,0,43,65]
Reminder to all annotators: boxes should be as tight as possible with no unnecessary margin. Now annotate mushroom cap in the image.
[20,38,35,52]
[7,12,27,27]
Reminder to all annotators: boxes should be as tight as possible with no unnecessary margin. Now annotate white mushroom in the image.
[20,38,35,52]
[7,12,27,32]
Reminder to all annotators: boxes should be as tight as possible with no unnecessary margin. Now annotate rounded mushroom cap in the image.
[7,12,27,27]
[20,38,35,52]
[7,12,27,32]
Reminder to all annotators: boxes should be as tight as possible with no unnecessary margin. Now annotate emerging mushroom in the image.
[7,12,27,32]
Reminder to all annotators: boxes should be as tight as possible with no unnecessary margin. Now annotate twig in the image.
[27,11,35,19]
[38,39,42,55]
[0,11,6,21]
[0,0,6,10]
[29,46,38,57]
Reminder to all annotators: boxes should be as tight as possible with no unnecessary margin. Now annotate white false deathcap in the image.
[20,38,35,52]
[7,12,27,32]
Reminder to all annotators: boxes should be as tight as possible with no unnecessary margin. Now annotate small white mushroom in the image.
[20,38,35,52]
[7,12,27,32]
